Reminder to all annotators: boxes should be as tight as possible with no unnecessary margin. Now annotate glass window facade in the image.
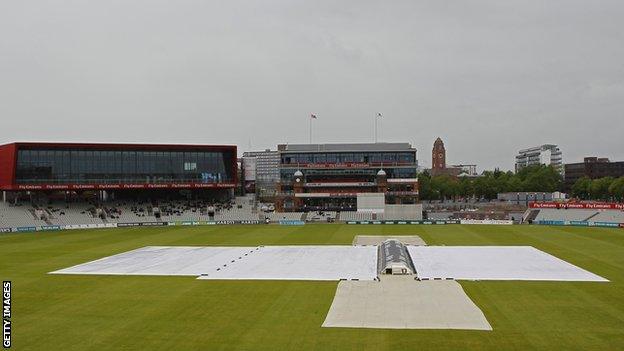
[279,167,416,182]
[281,152,416,165]
[15,148,235,185]
[279,151,417,182]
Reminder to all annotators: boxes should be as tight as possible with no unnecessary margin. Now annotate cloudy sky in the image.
[1,0,623,171]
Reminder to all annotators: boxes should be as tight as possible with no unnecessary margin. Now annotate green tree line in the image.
[419,165,563,201]
[571,176,624,201]
[418,164,624,201]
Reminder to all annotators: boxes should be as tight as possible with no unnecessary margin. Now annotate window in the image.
[326,153,338,163]
[184,162,197,171]
[387,153,398,162]
[352,153,365,163]
[14,147,233,184]
[398,152,415,163]
[313,153,326,163]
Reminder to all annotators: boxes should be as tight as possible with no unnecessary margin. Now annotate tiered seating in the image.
[306,211,337,222]
[427,212,454,220]
[534,209,599,222]
[101,202,155,223]
[339,211,374,221]
[213,195,259,221]
[156,202,200,222]
[0,195,263,228]
[155,196,259,222]
[0,203,44,228]
[590,211,624,223]
[108,209,151,223]
[523,209,540,222]
[213,207,259,221]
[263,212,304,221]
[48,203,103,226]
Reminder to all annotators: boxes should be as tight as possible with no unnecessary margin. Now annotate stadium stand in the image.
[306,211,337,222]
[0,202,46,228]
[0,194,264,229]
[533,209,599,222]
[525,207,624,224]
[523,209,540,223]
[589,210,624,223]
[264,212,305,222]
[339,211,374,222]
[213,207,259,221]
[4,198,622,231]
[48,203,106,226]
[427,211,454,220]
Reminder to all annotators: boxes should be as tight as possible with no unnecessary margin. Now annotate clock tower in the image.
[432,137,446,173]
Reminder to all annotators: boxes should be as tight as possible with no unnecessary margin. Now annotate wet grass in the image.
[1,224,623,350]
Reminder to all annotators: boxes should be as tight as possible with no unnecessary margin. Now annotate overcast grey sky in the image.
[1,1,623,171]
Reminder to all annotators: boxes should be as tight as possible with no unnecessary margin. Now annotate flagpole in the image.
[374,114,378,143]
[375,112,383,143]
[309,116,312,144]
[377,113,380,143]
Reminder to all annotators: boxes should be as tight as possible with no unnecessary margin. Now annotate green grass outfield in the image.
[2,224,624,350]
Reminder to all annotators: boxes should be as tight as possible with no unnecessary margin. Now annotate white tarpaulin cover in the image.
[408,246,608,282]
[198,246,378,281]
[52,245,607,282]
[50,246,256,276]
[52,245,378,281]
[323,279,492,330]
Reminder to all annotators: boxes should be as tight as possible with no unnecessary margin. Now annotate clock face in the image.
[439,153,444,158]
[295,178,301,183]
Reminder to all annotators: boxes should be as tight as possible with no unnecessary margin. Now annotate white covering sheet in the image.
[50,246,256,276]
[52,245,378,281]
[198,246,378,281]
[408,246,608,281]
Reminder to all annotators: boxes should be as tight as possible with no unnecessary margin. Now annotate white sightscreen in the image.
[356,193,385,213]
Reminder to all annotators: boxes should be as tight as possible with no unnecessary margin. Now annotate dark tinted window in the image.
[15,148,234,184]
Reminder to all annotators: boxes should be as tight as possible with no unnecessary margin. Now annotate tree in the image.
[506,177,523,192]
[419,164,566,201]
[418,171,433,200]
[590,177,614,200]
[608,177,624,201]
[431,175,460,201]
[472,173,498,200]
[571,177,592,200]
[494,171,514,194]
[518,165,562,192]
[458,177,475,199]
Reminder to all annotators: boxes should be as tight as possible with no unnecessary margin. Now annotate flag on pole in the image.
[311,114,317,119]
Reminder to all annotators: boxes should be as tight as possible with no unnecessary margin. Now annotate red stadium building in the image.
[0,142,237,201]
